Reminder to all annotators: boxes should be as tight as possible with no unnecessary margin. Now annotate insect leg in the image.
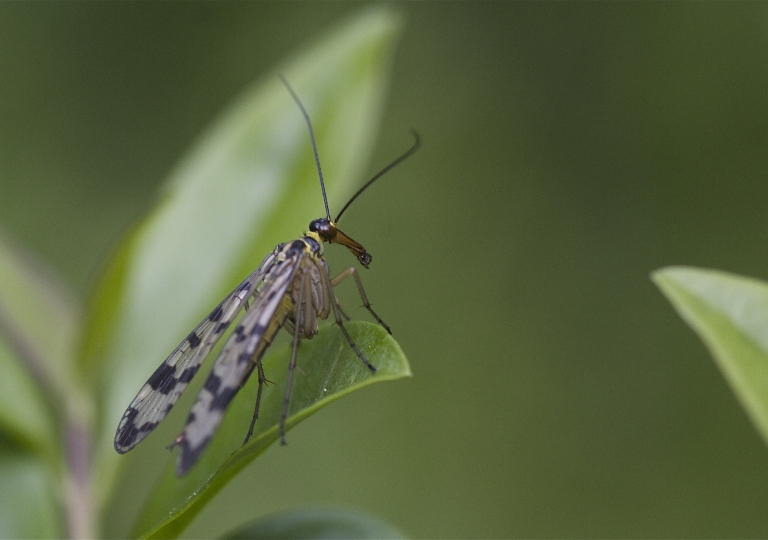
[280,269,307,445]
[330,267,391,334]
[243,359,267,445]
[336,304,352,321]
[323,269,377,373]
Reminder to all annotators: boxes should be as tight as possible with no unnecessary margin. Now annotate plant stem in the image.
[0,300,96,538]
[64,410,94,540]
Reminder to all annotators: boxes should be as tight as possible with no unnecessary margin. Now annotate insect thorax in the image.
[301,231,325,258]
[280,234,330,339]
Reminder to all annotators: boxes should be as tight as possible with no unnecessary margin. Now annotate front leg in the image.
[322,268,377,374]
[330,266,391,334]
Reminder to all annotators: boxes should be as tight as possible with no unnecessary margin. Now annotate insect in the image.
[114,76,419,476]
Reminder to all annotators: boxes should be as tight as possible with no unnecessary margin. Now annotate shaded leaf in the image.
[0,453,62,538]
[221,507,406,540]
[0,230,78,461]
[0,338,55,458]
[653,266,768,446]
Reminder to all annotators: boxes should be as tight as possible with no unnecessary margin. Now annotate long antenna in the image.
[335,130,421,223]
[280,74,331,221]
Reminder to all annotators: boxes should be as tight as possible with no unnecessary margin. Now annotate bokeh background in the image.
[3,3,768,538]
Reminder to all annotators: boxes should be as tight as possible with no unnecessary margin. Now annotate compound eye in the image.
[309,219,336,240]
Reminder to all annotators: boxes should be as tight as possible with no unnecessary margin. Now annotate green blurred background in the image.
[3,2,768,538]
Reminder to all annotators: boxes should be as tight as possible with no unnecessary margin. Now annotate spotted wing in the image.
[114,249,281,454]
[174,246,305,475]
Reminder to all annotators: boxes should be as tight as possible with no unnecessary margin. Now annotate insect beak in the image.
[331,228,372,268]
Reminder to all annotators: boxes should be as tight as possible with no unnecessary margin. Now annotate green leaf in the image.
[220,508,407,540]
[0,337,55,458]
[134,321,409,539]
[652,266,768,446]
[87,3,405,525]
[0,453,62,539]
[0,230,77,462]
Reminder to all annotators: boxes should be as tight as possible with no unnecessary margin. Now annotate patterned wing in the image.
[114,249,281,453]
[174,244,306,475]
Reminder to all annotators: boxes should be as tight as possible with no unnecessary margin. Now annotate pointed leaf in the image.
[87,4,404,515]
[134,322,410,539]
[653,266,768,446]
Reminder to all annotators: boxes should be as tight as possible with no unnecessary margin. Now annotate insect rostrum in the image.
[114,78,419,476]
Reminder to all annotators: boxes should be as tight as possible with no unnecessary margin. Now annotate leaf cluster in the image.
[0,7,410,538]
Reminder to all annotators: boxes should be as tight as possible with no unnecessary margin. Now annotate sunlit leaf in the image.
[653,266,768,446]
[135,322,409,539]
[86,3,405,522]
